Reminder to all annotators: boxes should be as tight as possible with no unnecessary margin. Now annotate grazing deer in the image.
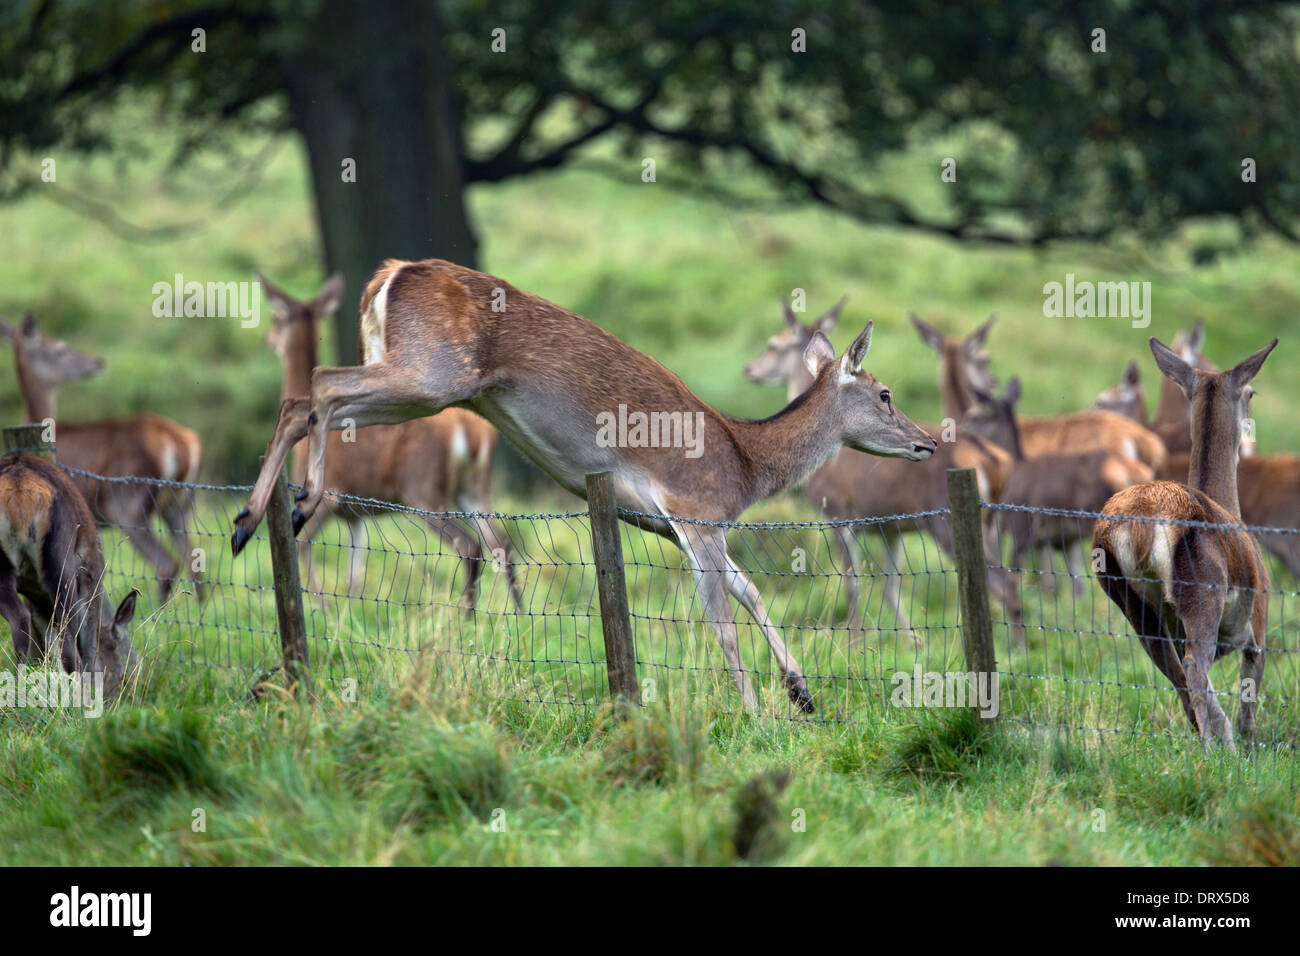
[1093,337,1276,750]
[258,273,523,613]
[908,312,999,421]
[966,378,1153,604]
[746,297,1023,645]
[0,316,204,601]
[0,453,139,697]
[233,259,938,712]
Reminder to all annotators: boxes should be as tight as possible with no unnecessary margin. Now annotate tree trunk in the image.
[283,0,477,366]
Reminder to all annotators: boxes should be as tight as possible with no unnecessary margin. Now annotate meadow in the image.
[1,120,1299,865]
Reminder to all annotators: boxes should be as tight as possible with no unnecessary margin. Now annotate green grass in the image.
[2,113,1300,864]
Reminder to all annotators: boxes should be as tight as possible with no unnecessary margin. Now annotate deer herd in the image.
[0,257,1291,749]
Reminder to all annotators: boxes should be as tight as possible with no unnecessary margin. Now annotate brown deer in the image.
[746,297,1023,645]
[1093,337,1276,750]
[916,313,1166,471]
[965,378,1153,604]
[258,273,523,613]
[0,453,139,697]
[908,312,999,421]
[0,315,204,601]
[233,259,938,712]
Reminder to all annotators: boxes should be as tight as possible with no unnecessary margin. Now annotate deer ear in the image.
[1227,339,1277,392]
[781,298,799,330]
[1123,358,1141,387]
[803,330,836,377]
[1188,318,1206,355]
[1150,337,1197,396]
[817,295,847,333]
[909,312,943,354]
[845,322,873,373]
[316,272,345,315]
[113,589,139,628]
[20,312,37,338]
[257,273,293,320]
[1004,376,1022,405]
[966,314,996,350]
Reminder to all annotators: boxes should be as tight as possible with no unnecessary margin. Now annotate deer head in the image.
[909,311,999,417]
[1094,358,1147,422]
[744,296,847,396]
[1150,335,1276,498]
[803,323,937,460]
[1,313,104,388]
[84,586,141,700]
[259,272,344,359]
[961,377,1025,460]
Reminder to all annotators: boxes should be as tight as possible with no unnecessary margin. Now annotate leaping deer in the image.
[0,315,204,601]
[1092,336,1276,750]
[232,259,937,711]
[258,272,523,613]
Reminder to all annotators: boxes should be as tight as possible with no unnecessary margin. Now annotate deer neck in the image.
[282,321,319,400]
[1152,376,1188,431]
[1187,380,1241,519]
[731,380,845,506]
[13,353,54,424]
[785,364,815,403]
[940,349,970,421]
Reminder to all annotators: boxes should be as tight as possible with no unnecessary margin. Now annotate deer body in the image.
[0,453,139,695]
[1092,336,1275,749]
[1,317,204,601]
[235,260,937,712]
[260,273,522,611]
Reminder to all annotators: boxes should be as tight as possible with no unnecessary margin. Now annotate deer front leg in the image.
[831,525,862,636]
[0,569,36,662]
[232,397,313,555]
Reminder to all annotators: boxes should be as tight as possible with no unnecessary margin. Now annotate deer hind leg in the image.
[722,551,813,713]
[105,486,180,602]
[1095,547,1197,729]
[233,397,314,554]
[675,524,759,712]
[831,525,862,638]
[159,486,205,602]
[1171,543,1232,750]
[1237,626,1264,748]
[1065,539,1087,599]
[462,512,525,612]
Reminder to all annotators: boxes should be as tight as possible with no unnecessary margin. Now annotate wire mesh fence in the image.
[10,462,1299,753]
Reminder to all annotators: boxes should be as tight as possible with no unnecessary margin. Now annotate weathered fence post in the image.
[266,469,312,698]
[585,471,640,708]
[946,467,998,722]
[1,423,54,460]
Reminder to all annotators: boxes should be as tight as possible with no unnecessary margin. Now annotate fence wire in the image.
[9,465,1297,752]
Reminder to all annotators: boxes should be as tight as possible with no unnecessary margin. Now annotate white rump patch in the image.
[450,425,471,466]
[361,274,393,365]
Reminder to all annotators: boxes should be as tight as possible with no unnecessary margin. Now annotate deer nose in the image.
[913,436,938,457]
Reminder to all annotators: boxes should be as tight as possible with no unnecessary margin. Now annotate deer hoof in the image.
[788,682,815,714]
[231,525,252,556]
[291,507,308,536]
[294,488,308,502]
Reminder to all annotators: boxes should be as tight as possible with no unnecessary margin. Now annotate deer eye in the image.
[879,390,891,405]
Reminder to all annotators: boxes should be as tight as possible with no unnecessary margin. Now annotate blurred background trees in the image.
[6,0,1299,364]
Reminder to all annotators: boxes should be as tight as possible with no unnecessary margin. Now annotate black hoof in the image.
[235,507,250,522]
[291,507,307,536]
[294,488,308,502]
[788,683,815,714]
[231,525,252,556]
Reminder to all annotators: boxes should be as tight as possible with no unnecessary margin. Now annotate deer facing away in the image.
[0,315,204,602]
[259,273,523,613]
[233,259,938,712]
[1092,337,1275,750]
[0,453,139,698]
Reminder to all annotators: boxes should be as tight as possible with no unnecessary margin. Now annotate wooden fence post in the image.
[946,467,998,722]
[585,471,640,708]
[2,424,54,460]
[266,469,312,698]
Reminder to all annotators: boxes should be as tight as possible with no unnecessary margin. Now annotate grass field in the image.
[2,116,1299,865]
